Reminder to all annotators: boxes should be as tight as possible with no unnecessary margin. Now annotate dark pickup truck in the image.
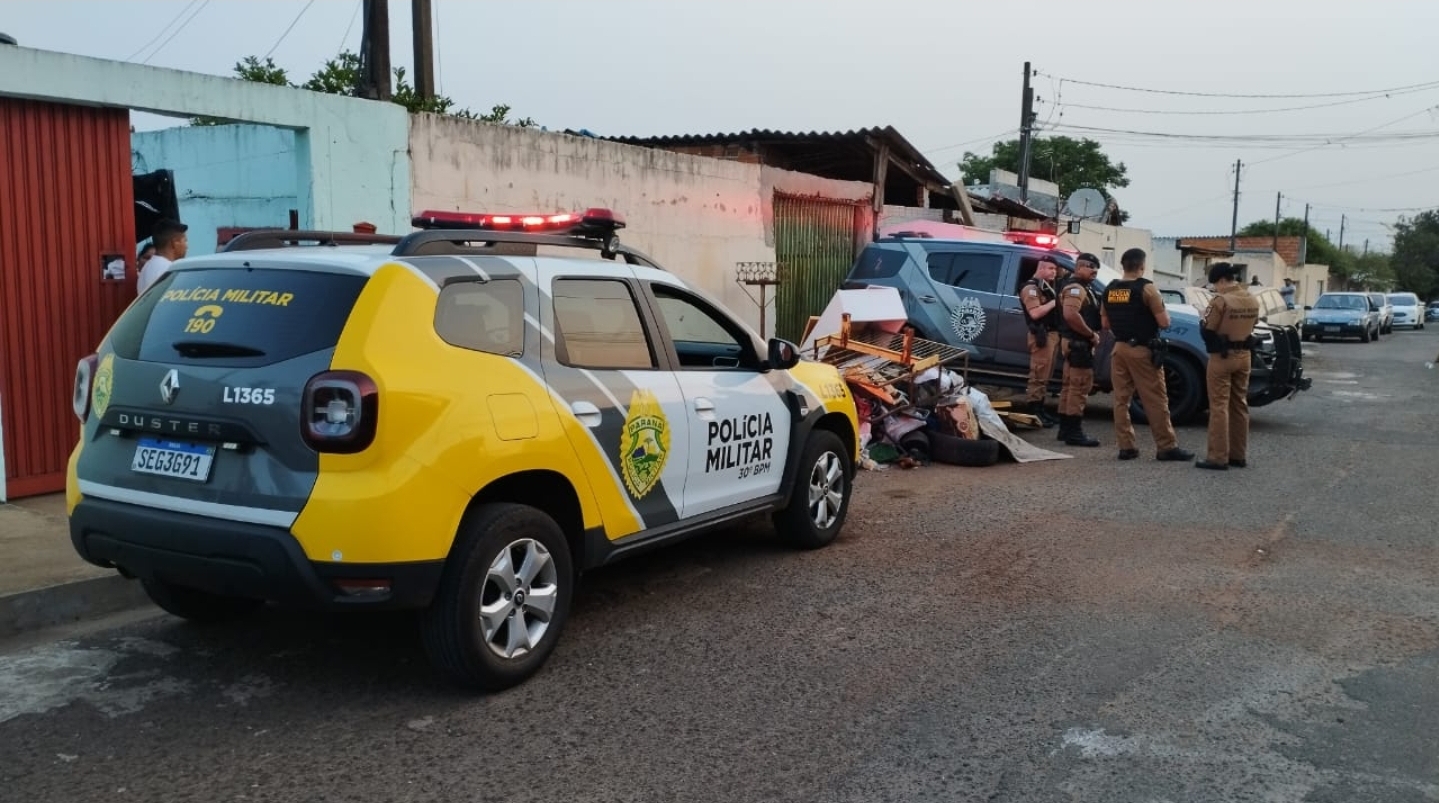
[840,234,1311,424]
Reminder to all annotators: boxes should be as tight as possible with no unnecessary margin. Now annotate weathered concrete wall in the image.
[0,45,410,235]
[410,116,871,331]
[132,125,299,256]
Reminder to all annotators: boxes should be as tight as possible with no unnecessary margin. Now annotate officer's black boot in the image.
[1030,401,1057,428]
[1063,415,1100,447]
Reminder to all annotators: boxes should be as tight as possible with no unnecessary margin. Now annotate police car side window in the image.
[939,253,1004,294]
[553,279,656,370]
[651,286,755,370]
[434,280,524,356]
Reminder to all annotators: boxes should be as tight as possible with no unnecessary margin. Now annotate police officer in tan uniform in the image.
[1197,262,1262,470]
[1055,253,1103,447]
[1100,248,1195,463]
[1020,258,1061,428]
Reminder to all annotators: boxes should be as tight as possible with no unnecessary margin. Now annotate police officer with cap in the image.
[1100,248,1194,462]
[1019,258,1062,427]
[1055,252,1104,447]
[1197,261,1261,470]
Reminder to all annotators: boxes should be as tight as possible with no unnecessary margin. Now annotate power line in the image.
[141,0,212,65]
[264,0,319,59]
[338,0,362,55]
[1247,105,1439,167]
[1052,84,1439,116]
[124,0,202,61]
[922,128,1020,156]
[1034,71,1439,100]
[435,0,444,94]
[1047,121,1439,146]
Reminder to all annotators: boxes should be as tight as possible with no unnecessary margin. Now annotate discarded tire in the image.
[928,431,1000,467]
[898,430,932,462]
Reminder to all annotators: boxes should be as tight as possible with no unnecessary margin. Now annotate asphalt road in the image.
[3,328,1437,803]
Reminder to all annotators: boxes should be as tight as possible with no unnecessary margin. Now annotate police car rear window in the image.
[848,247,909,280]
[107,267,367,367]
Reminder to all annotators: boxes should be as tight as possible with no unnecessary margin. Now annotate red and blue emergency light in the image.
[411,207,626,237]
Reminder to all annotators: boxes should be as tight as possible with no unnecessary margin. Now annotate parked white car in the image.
[1387,292,1424,330]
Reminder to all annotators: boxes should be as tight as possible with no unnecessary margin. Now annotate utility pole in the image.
[1017,61,1035,204]
[1273,191,1282,252]
[357,0,392,101]
[1364,239,1369,256]
[411,0,434,101]
[1338,214,1347,252]
[1300,203,1310,264]
[1229,159,1243,251]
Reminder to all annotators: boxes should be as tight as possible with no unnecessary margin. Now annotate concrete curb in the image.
[0,574,154,641]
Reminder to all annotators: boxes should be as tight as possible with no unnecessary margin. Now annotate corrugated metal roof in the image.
[604,126,953,188]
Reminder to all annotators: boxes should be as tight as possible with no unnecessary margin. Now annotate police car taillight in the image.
[73,354,98,421]
[301,371,379,454]
[411,207,625,235]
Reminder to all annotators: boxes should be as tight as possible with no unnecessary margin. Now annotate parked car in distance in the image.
[1249,285,1305,328]
[1387,292,1424,330]
[1427,300,1439,323]
[1367,292,1394,334]
[1159,286,1214,314]
[1302,292,1382,342]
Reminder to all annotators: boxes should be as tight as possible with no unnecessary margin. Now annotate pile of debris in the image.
[801,288,1070,470]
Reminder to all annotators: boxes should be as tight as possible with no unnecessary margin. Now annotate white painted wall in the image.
[0,45,411,235]
[1060,221,1155,276]
[409,116,874,332]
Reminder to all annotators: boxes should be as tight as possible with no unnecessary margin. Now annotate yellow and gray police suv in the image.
[67,209,859,690]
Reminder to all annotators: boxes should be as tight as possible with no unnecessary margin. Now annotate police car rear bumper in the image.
[1249,325,1311,406]
[70,498,443,610]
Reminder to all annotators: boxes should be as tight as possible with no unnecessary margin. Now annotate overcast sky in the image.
[6,0,1436,249]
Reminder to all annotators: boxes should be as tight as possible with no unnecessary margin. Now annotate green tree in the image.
[959,135,1130,220]
[1238,217,1355,283]
[1348,251,1394,290]
[1390,210,1439,299]
[195,51,535,127]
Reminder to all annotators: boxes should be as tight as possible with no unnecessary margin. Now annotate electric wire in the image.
[922,128,1020,157]
[1055,84,1439,116]
[264,0,319,59]
[124,0,201,61]
[338,0,362,56]
[132,0,210,64]
[1033,71,1439,100]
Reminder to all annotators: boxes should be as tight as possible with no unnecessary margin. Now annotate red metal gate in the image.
[0,98,135,498]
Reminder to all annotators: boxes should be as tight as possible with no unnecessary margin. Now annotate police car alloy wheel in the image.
[774,430,852,550]
[421,503,575,691]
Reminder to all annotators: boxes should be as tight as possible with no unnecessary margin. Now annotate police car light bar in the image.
[411,207,626,236]
[1004,230,1059,248]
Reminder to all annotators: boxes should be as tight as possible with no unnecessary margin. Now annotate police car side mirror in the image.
[765,338,800,371]
[1304,305,1312,311]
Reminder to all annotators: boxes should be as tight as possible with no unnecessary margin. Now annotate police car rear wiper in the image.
[171,340,266,358]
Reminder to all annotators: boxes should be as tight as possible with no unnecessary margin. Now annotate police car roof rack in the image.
[390,229,663,269]
[221,230,403,252]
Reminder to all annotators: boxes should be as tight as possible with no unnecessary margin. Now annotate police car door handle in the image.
[1003,307,1023,315]
[570,401,603,428]
[692,398,717,420]
[919,294,938,303]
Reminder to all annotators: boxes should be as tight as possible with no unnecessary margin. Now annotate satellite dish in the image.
[1062,187,1108,219]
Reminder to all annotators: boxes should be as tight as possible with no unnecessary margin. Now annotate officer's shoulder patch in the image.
[1067,287,1083,297]
[1023,287,1037,297]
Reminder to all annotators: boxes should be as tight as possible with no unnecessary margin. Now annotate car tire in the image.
[420,503,574,691]
[774,429,852,550]
[1360,326,1371,343]
[1130,353,1203,426]
[141,578,264,623]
